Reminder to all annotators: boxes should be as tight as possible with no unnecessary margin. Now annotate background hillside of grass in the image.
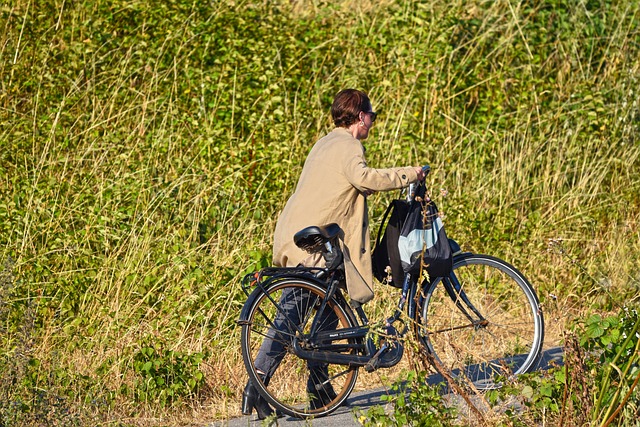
[1,0,639,425]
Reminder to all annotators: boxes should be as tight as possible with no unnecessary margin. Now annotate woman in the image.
[242,88,426,419]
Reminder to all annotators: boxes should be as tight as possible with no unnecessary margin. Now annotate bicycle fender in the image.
[452,251,475,262]
[237,285,263,325]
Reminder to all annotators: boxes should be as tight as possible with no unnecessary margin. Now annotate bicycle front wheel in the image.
[240,277,360,419]
[417,254,544,389]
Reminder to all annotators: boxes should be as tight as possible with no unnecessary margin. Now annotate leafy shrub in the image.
[131,346,207,407]
[487,305,640,426]
[365,306,640,427]
[581,308,640,424]
[355,370,458,427]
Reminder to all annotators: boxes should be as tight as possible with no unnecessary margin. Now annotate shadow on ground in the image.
[211,346,564,426]
[345,346,564,411]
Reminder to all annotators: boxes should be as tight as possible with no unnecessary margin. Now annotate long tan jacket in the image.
[273,127,419,303]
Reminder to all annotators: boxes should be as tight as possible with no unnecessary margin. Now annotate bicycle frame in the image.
[239,251,486,370]
[239,170,491,370]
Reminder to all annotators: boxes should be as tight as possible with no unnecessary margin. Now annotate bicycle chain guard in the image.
[364,324,404,372]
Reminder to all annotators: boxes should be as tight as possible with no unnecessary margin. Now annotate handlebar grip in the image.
[422,165,431,175]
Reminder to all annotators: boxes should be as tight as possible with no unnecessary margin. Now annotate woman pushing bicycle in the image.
[241,89,427,419]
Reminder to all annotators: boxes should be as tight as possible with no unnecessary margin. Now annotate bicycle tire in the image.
[240,277,360,418]
[416,254,544,389]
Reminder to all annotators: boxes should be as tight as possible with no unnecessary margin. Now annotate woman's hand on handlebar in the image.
[415,166,427,181]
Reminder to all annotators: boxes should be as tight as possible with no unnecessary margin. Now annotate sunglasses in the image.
[364,111,377,122]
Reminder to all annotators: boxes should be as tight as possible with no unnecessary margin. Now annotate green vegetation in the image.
[356,370,459,426]
[487,305,640,426]
[358,306,639,426]
[1,0,639,425]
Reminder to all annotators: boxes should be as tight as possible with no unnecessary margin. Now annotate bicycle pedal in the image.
[364,342,388,372]
[364,356,381,373]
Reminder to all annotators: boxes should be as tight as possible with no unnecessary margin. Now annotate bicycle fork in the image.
[441,271,488,330]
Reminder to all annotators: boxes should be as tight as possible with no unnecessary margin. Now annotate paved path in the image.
[210,347,563,427]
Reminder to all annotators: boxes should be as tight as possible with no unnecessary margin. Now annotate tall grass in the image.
[1,0,639,425]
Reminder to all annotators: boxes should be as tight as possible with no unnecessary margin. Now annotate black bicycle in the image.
[238,174,544,419]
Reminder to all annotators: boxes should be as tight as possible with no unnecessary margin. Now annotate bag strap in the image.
[375,200,398,248]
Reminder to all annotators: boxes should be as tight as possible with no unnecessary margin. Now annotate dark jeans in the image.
[253,286,339,388]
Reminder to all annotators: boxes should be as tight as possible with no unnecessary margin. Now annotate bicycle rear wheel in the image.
[417,254,544,389]
[240,277,360,418]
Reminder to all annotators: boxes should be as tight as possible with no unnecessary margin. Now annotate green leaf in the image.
[540,383,553,397]
[522,385,534,399]
[586,322,605,339]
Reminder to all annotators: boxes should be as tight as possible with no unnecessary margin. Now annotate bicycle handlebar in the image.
[407,165,430,201]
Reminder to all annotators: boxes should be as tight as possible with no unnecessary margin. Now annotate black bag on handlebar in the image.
[398,182,453,279]
[371,199,409,288]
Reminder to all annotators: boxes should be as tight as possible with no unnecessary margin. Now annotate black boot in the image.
[241,377,274,420]
[307,366,339,410]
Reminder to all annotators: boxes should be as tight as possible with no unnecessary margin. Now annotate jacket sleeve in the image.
[342,144,419,192]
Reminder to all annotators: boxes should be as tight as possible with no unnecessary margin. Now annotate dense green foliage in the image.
[1,0,639,424]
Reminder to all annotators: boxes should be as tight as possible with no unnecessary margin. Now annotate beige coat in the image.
[273,127,419,304]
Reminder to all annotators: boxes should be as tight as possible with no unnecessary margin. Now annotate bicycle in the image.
[238,168,545,419]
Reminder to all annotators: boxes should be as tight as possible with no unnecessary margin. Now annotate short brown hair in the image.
[331,89,371,128]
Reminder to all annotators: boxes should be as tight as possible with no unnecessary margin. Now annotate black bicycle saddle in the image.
[293,223,342,253]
